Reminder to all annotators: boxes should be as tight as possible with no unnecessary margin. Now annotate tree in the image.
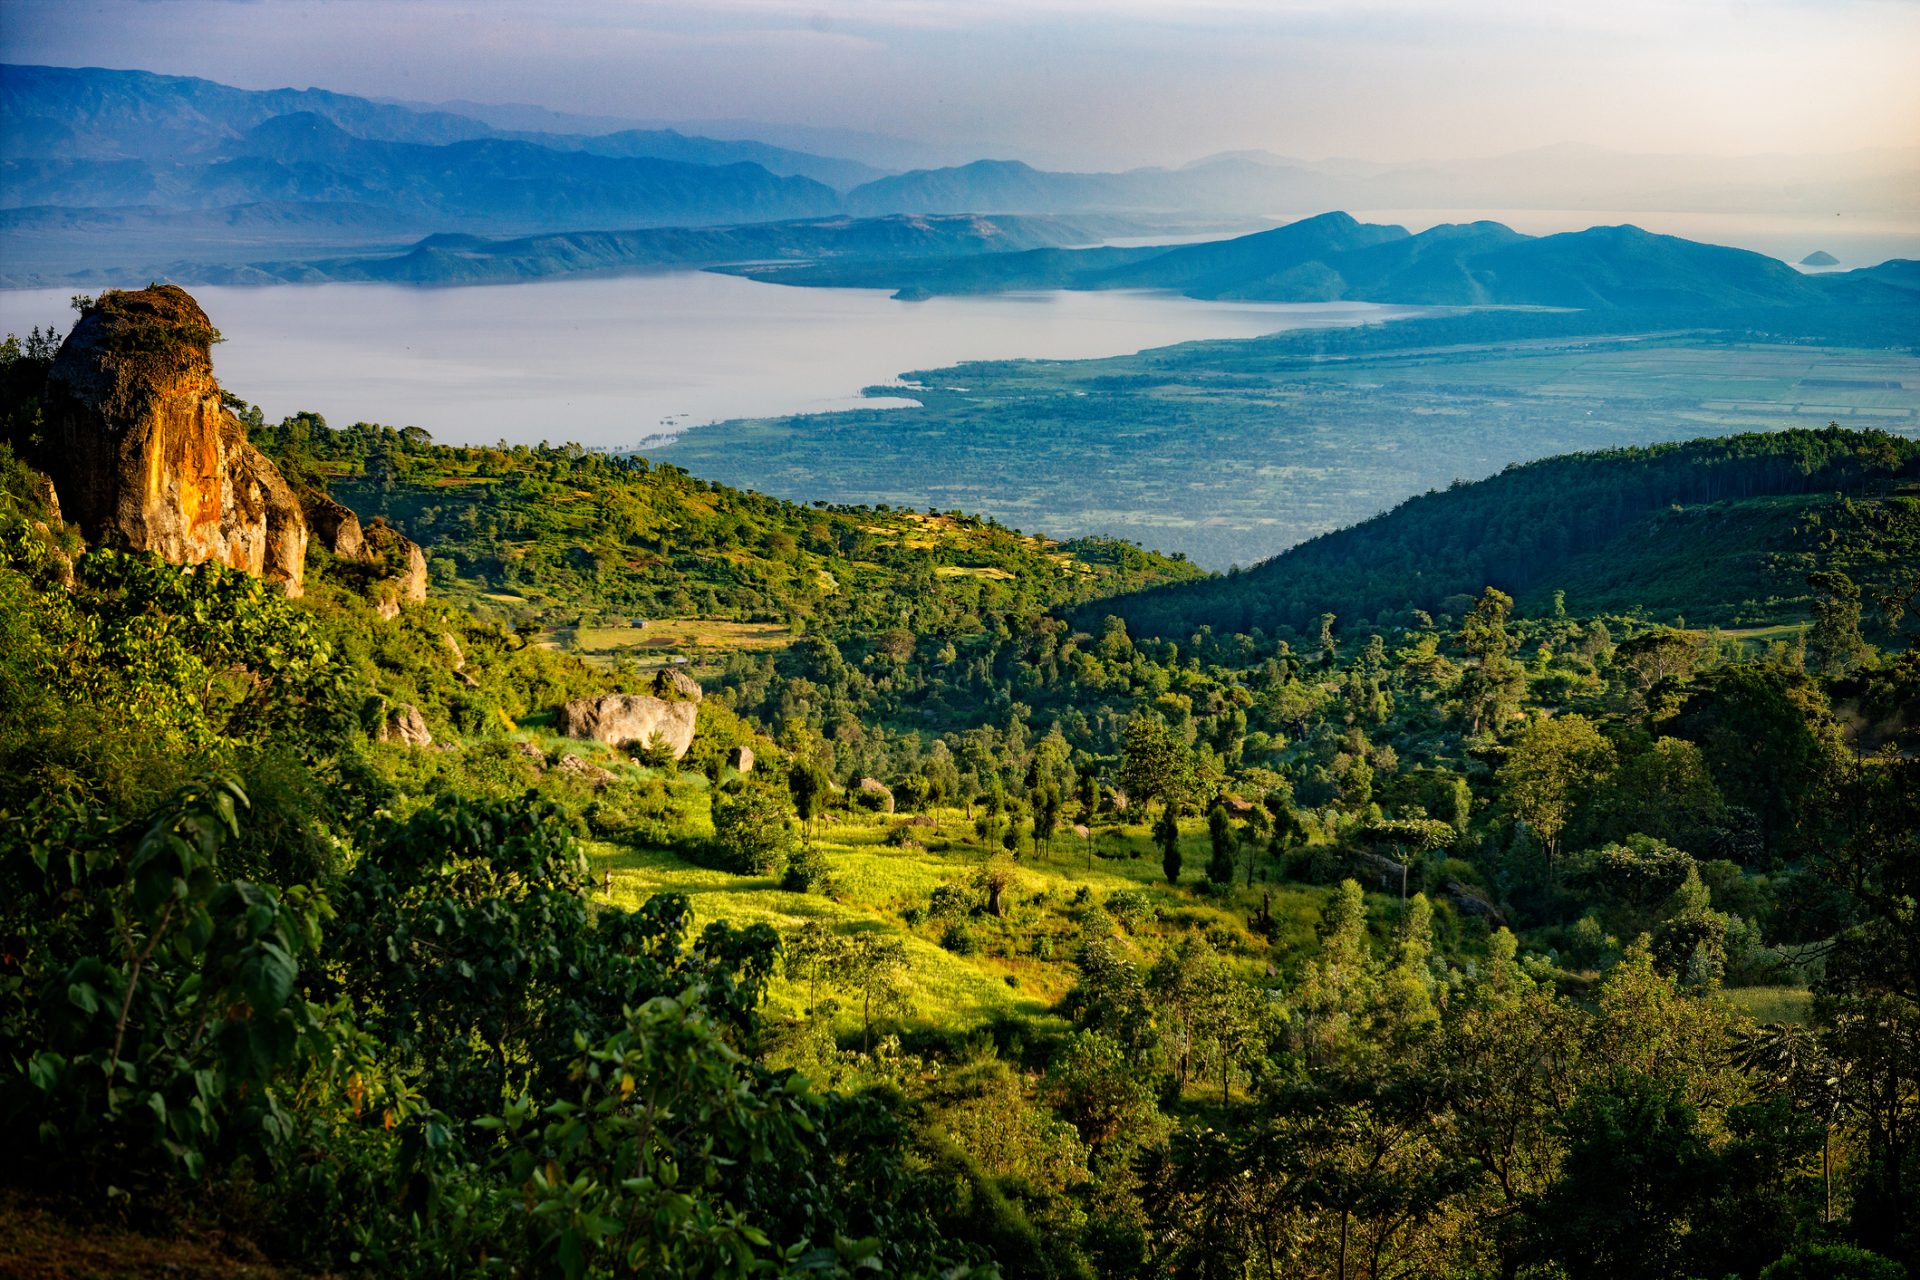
[838,934,910,1054]
[1047,1031,1165,1164]
[1205,804,1237,886]
[1525,1072,1721,1280]
[1459,588,1524,735]
[1157,805,1184,885]
[1807,570,1870,676]
[787,759,830,837]
[975,855,1018,918]
[1032,784,1062,856]
[710,783,796,875]
[783,919,844,1015]
[1120,712,1195,814]
[1291,880,1378,1069]
[1498,713,1616,876]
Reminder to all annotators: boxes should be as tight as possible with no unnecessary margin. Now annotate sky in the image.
[3,0,1918,169]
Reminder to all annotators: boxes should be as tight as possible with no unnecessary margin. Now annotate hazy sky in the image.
[4,0,1918,168]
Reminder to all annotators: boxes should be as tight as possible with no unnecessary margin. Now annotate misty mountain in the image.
[495,130,884,191]
[724,211,1903,311]
[138,213,1152,287]
[1,64,865,236]
[842,142,1920,221]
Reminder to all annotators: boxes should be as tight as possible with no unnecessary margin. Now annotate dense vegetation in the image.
[3,310,1919,1278]
[243,404,1197,638]
[1093,426,1920,638]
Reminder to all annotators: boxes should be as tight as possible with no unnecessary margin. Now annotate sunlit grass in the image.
[583,804,1338,1033]
[1724,984,1815,1026]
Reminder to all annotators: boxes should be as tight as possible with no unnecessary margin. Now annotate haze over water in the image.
[0,274,1424,450]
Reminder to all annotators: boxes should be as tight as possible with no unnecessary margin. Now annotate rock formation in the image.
[556,754,618,787]
[304,492,365,560]
[42,286,308,595]
[857,776,896,813]
[363,520,428,619]
[556,694,698,758]
[376,703,433,748]
[652,667,703,703]
[728,744,754,773]
[303,492,429,619]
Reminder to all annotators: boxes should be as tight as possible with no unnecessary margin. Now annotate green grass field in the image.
[584,804,1339,1036]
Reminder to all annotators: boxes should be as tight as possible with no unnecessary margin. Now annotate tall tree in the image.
[1498,713,1616,877]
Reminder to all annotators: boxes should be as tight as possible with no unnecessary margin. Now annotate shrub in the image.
[709,783,796,875]
[781,842,836,895]
[1760,1245,1904,1280]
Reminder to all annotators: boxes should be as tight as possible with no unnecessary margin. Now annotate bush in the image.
[781,842,836,894]
[1760,1244,1904,1280]
[941,922,979,955]
[709,783,796,875]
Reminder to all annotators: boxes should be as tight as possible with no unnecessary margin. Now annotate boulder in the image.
[303,492,365,560]
[856,777,895,814]
[42,286,308,596]
[376,703,432,748]
[556,693,698,758]
[1443,880,1507,927]
[513,741,547,768]
[652,667,703,703]
[728,744,754,773]
[556,753,618,787]
[364,520,428,620]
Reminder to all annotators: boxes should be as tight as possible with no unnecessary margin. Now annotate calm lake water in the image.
[0,274,1422,450]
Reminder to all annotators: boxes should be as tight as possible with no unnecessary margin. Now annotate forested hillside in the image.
[2,299,1918,1279]
[242,407,1197,641]
[1094,427,1920,638]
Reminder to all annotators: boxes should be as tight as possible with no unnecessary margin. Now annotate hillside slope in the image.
[1085,427,1920,638]
[244,411,1200,641]
[732,212,1891,311]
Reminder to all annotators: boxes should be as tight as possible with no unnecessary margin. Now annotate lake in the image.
[0,274,1424,450]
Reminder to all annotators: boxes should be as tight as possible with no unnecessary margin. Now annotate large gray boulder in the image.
[557,693,697,758]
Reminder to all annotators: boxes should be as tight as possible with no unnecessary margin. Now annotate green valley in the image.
[4,285,1918,1280]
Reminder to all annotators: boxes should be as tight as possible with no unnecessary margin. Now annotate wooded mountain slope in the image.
[1090,427,1920,638]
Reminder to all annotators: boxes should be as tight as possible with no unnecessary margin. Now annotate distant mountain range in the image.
[722,211,1920,311]
[133,213,1153,287]
[4,63,1917,289]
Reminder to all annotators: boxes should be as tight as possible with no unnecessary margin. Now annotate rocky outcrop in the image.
[728,744,754,773]
[556,754,617,787]
[363,520,428,620]
[43,286,308,596]
[303,492,364,560]
[303,491,428,619]
[652,667,703,703]
[856,777,895,813]
[556,694,697,758]
[376,703,432,748]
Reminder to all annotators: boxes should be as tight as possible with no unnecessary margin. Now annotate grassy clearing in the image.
[1725,985,1816,1026]
[585,804,1340,1035]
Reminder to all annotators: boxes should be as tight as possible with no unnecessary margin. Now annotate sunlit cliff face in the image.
[44,286,309,595]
